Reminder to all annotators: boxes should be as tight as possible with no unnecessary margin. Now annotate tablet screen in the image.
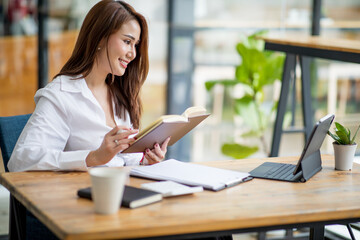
[293,114,334,175]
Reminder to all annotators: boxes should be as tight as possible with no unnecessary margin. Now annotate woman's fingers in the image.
[153,143,164,159]
[161,137,171,152]
[108,125,124,136]
[108,125,137,136]
[90,126,138,167]
[144,137,171,165]
[111,126,138,143]
[104,126,137,152]
[145,149,161,164]
[114,137,135,150]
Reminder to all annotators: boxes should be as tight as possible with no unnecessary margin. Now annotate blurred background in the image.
[0,0,360,164]
[1,0,360,237]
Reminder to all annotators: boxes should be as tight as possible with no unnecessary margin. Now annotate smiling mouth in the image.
[119,59,129,69]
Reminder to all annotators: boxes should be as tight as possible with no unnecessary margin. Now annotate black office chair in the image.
[0,114,58,240]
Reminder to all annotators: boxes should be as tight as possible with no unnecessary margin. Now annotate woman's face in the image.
[98,19,141,77]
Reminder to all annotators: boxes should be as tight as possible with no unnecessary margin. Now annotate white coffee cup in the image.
[89,167,128,214]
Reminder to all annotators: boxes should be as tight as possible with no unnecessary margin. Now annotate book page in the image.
[161,115,188,123]
[182,106,207,118]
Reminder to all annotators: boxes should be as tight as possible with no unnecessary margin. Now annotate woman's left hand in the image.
[144,137,171,165]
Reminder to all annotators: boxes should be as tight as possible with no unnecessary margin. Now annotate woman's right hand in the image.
[86,126,138,167]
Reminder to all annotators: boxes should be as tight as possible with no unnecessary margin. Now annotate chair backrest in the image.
[0,114,31,172]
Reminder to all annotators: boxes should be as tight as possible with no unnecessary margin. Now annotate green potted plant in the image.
[205,31,285,159]
[327,122,360,171]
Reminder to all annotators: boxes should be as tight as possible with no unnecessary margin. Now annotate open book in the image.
[122,106,210,153]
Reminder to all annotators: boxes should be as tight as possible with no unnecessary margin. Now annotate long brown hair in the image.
[55,0,149,128]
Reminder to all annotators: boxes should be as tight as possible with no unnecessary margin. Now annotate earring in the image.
[97,47,101,51]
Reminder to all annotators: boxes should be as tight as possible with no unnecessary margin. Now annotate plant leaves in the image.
[335,129,350,144]
[234,95,260,130]
[327,130,342,144]
[246,30,268,50]
[236,43,266,85]
[334,122,350,144]
[334,122,349,135]
[235,65,251,85]
[221,143,259,159]
[204,79,238,91]
[241,130,262,137]
[235,42,285,92]
[261,54,285,87]
[204,30,287,158]
[351,124,360,144]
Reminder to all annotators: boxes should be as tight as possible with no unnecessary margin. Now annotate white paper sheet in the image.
[131,159,251,191]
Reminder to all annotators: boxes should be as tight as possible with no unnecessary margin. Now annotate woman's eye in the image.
[124,40,131,44]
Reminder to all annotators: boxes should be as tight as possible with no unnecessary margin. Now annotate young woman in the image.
[8,0,170,172]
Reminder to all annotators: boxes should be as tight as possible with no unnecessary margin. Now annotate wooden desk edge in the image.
[259,36,360,54]
[0,172,72,239]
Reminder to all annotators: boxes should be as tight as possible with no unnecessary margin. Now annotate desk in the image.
[1,156,360,240]
[262,36,360,157]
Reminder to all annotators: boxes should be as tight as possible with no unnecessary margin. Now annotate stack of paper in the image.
[131,159,251,191]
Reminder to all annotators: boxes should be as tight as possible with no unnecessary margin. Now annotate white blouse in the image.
[8,75,143,172]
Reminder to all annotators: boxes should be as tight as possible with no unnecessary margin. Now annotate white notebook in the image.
[141,181,203,197]
[131,159,252,191]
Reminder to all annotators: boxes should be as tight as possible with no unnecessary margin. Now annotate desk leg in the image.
[9,195,26,240]
[310,225,324,240]
[270,53,296,157]
[299,56,314,141]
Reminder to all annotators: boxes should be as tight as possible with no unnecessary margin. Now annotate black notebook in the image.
[77,185,162,209]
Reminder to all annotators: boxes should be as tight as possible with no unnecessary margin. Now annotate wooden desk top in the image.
[195,20,360,30]
[1,155,360,240]
[262,35,360,54]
